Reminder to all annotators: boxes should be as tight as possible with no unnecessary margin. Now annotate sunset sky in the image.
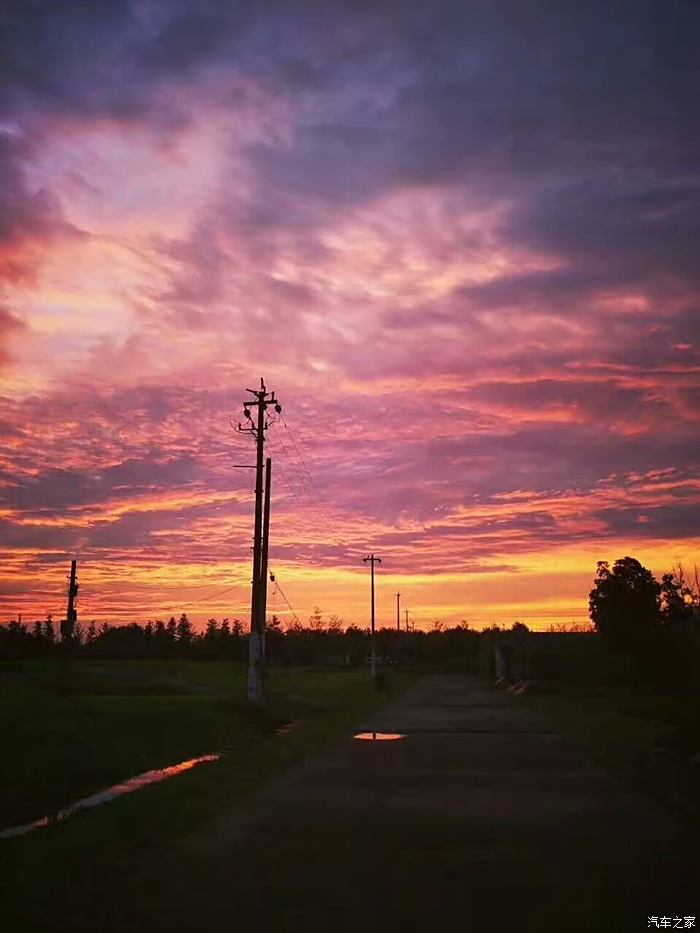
[1,1,698,631]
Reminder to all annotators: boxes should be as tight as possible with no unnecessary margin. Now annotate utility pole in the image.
[61,559,78,642]
[237,379,281,704]
[258,456,272,668]
[405,607,409,632]
[363,554,381,683]
[396,591,401,631]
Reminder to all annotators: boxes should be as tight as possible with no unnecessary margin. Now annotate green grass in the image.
[2,659,259,826]
[1,659,412,932]
[515,682,700,823]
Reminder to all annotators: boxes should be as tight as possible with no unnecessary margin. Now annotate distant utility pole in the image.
[237,379,281,705]
[363,554,381,682]
[61,559,78,642]
[396,591,401,632]
[405,607,409,632]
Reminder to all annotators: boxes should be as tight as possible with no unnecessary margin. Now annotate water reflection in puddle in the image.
[354,732,405,741]
[275,720,300,735]
[0,753,220,840]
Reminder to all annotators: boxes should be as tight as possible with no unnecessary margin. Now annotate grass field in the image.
[1,658,412,931]
[1,659,410,827]
[516,682,700,824]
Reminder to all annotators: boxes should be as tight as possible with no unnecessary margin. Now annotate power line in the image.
[281,415,341,525]
[269,570,302,628]
[265,431,326,528]
[169,583,243,609]
[271,418,343,540]
[265,430,343,558]
[270,424,326,520]
[164,580,242,593]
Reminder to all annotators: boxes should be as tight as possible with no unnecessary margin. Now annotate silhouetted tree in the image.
[0,619,34,659]
[308,607,324,631]
[43,616,55,644]
[159,616,177,656]
[152,620,167,655]
[176,613,193,649]
[589,557,661,652]
[660,565,698,626]
[326,614,343,633]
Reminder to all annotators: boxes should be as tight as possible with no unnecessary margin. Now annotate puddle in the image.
[0,753,220,840]
[354,732,405,741]
[275,720,300,735]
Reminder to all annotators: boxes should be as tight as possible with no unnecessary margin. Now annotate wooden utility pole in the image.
[405,607,409,631]
[237,379,281,704]
[396,591,401,631]
[61,559,78,642]
[258,456,272,667]
[363,554,381,683]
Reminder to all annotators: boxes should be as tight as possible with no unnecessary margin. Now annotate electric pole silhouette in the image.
[396,591,401,631]
[259,456,272,664]
[237,378,281,704]
[363,554,381,683]
[61,559,78,642]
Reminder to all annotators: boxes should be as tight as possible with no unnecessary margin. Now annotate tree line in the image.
[2,558,697,686]
[0,607,485,664]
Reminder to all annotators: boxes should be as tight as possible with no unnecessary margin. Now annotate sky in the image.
[0,0,698,631]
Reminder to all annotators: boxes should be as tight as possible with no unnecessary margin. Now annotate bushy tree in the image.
[589,557,661,651]
[660,564,698,626]
[326,614,344,633]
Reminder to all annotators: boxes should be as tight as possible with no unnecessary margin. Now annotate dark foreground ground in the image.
[4,672,697,932]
